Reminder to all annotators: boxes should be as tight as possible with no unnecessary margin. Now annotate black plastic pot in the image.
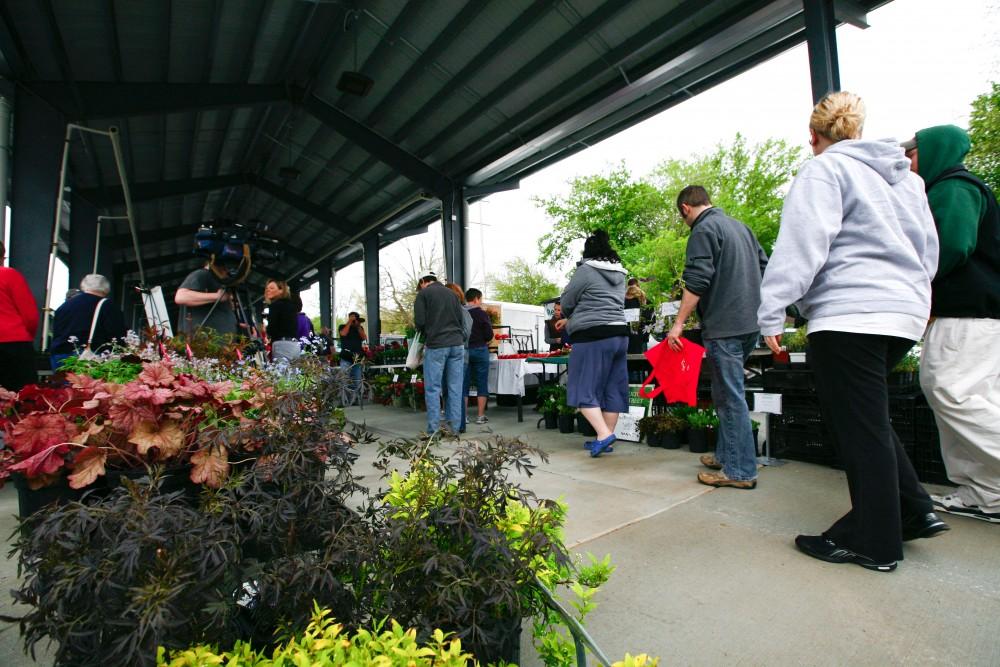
[558,414,575,433]
[470,615,521,666]
[646,431,663,447]
[661,431,682,450]
[544,412,558,429]
[688,427,716,453]
[13,474,82,520]
[576,413,597,436]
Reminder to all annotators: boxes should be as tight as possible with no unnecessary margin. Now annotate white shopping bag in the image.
[405,333,424,369]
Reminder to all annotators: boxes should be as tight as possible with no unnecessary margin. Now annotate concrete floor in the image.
[2,402,998,666]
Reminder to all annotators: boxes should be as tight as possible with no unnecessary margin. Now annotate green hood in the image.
[915,124,970,184]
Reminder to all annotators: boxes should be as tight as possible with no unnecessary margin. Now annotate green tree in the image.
[534,163,671,267]
[648,134,803,255]
[488,258,561,304]
[967,81,1000,193]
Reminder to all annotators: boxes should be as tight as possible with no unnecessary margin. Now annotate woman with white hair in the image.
[758,92,946,572]
[50,274,127,370]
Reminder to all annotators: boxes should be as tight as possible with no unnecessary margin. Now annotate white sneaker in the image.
[475,415,489,425]
[931,493,1000,524]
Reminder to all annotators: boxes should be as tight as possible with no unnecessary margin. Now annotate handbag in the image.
[77,298,107,361]
[637,336,705,406]
[405,333,424,369]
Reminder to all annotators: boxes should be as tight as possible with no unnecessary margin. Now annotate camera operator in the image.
[338,311,367,397]
[174,262,238,336]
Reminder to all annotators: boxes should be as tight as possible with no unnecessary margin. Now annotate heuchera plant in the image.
[0,361,267,491]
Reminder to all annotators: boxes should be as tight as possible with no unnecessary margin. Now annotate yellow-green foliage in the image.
[158,604,475,667]
[613,654,660,667]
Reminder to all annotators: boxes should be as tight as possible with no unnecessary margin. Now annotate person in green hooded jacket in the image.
[902,124,1000,524]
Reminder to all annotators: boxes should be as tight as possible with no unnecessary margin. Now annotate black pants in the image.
[808,331,933,562]
[0,341,38,392]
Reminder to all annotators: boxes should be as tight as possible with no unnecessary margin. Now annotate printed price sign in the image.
[393,374,398,382]
[753,393,782,414]
[411,374,419,384]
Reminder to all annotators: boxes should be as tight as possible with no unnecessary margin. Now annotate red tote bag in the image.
[637,337,705,406]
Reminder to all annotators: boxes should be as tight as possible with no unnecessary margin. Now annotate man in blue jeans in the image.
[414,273,466,434]
[667,185,769,489]
[461,288,495,431]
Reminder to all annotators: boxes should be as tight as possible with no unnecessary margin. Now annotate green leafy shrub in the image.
[158,604,475,666]
[893,350,921,373]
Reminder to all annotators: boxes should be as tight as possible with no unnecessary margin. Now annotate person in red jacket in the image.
[0,243,40,391]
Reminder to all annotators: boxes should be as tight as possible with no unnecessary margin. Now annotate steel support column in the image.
[68,189,98,289]
[363,235,380,345]
[10,91,63,345]
[803,0,841,103]
[441,188,468,288]
[318,260,332,331]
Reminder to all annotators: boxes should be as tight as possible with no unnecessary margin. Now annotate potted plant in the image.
[638,415,663,447]
[557,403,576,433]
[751,418,761,456]
[657,412,688,450]
[783,327,809,364]
[686,408,719,454]
[537,385,564,430]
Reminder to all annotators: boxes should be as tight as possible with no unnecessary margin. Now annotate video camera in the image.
[194,219,283,286]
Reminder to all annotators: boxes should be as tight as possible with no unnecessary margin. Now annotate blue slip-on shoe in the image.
[589,434,617,458]
[583,439,613,452]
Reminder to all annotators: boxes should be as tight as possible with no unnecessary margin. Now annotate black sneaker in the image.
[901,512,950,541]
[794,535,897,572]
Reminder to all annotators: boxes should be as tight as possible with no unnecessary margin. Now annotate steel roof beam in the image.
[289,86,453,198]
[25,82,288,119]
[77,173,249,208]
[77,171,353,239]
[248,174,354,237]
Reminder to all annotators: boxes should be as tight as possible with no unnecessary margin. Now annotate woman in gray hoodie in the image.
[758,92,947,573]
[557,230,629,457]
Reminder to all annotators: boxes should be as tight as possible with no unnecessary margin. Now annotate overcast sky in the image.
[45,0,999,323]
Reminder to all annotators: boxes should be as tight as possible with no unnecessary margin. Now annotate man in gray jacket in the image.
[667,185,769,489]
[414,273,466,434]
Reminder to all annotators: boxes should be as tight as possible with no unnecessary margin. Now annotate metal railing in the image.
[534,576,613,667]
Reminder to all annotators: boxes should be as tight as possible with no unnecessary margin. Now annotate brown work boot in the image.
[698,470,756,489]
[699,454,723,470]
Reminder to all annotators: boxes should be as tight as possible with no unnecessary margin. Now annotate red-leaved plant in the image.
[0,361,267,491]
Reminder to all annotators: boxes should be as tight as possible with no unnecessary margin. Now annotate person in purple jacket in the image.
[462,288,495,431]
[292,293,314,341]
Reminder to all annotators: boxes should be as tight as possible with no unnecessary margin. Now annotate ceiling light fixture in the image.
[336,9,374,96]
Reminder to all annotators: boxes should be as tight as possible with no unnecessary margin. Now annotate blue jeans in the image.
[462,346,491,430]
[705,333,759,481]
[339,359,363,403]
[423,345,465,433]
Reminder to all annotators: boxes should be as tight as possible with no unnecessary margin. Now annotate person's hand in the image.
[667,323,684,352]
[764,334,783,354]
[217,289,231,302]
[553,318,568,331]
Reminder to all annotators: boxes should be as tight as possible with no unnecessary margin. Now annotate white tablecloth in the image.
[484,358,543,396]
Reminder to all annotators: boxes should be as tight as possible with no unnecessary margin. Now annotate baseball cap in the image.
[899,137,917,151]
[348,311,365,322]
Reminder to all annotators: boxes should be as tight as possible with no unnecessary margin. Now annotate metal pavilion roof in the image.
[0,0,886,297]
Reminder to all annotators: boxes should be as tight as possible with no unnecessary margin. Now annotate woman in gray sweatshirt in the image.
[558,230,629,457]
[758,92,946,573]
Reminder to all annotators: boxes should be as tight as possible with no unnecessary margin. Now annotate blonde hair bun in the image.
[809,91,865,142]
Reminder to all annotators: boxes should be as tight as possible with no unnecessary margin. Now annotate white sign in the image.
[754,393,783,414]
[410,374,419,384]
[142,286,173,337]
[392,374,399,382]
[613,405,647,442]
[624,307,641,323]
